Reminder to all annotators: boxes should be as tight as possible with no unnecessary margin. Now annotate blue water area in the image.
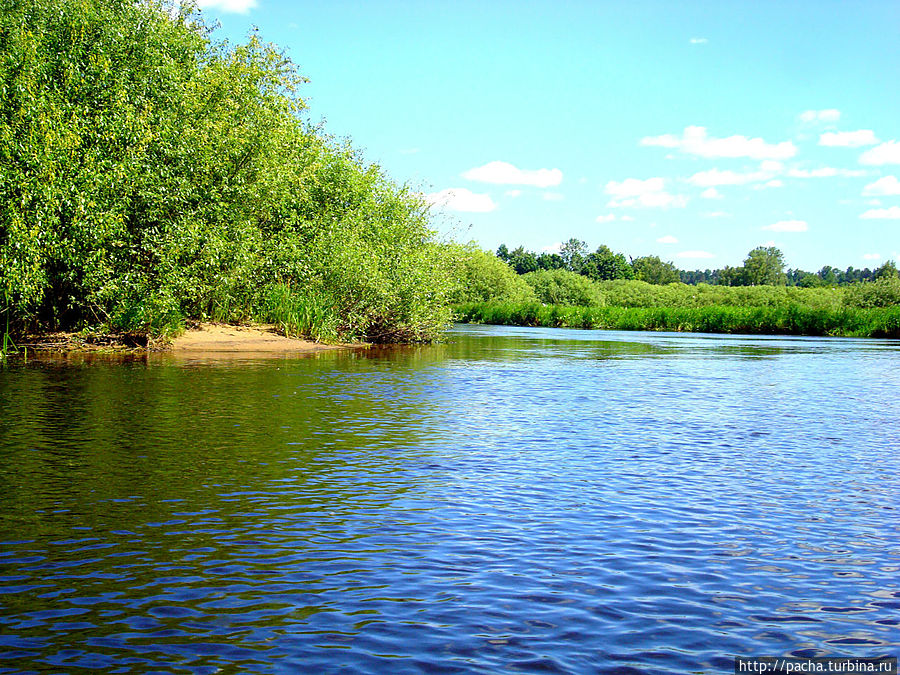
[1,325,898,673]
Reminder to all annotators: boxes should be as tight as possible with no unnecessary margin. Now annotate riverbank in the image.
[170,323,349,355]
[11,323,353,357]
[454,301,900,338]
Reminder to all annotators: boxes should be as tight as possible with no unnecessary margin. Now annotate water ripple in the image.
[1,327,899,673]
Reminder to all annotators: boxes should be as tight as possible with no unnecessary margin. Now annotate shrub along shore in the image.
[450,260,900,339]
[1,0,456,352]
[455,301,900,339]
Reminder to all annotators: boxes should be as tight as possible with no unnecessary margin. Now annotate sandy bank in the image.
[169,323,348,354]
[16,323,353,356]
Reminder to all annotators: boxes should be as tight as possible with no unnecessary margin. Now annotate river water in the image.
[1,324,899,673]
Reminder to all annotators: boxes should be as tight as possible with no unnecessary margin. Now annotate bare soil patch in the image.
[169,323,344,354]
[16,323,351,356]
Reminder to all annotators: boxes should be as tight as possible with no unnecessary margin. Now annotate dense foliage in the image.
[453,255,900,337]
[455,302,900,338]
[0,0,454,343]
[521,269,605,307]
[448,245,535,304]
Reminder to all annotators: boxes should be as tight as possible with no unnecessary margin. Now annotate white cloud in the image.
[596,214,617,223]
[688,160,859,189]
[763,220,809,232]
[787,167,866,178]
[196,0,257,12]
[610,193,688,209]
[656,235,678,244]
[860,141,900,165]
[863,176,900,196]
[860,206,900,219]
[863,253,881,260]
[701,187,723,199]
[542,192,565,201]
[705,211,731,218]
[504,189,522,198]
[819,130,879,147]
[621,215,635,222]
[542,242,562,253]
[426,188,496,213]
[462,161,562,187]
[676,250,715,259]
[688,167,773,187]
[606,177,665,197]
[605,177,687,209]
[799,109,841,124]
[690,37,708,44]
[641,126,796,160]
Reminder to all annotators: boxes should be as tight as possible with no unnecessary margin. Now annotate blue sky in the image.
[195,0,899,271]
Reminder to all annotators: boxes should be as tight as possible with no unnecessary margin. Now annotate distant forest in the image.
[496,239,898,288]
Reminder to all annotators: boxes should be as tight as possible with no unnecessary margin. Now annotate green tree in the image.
[743,246,786,286]
[581,245,634,282]
[522,269,605,306]
[559,238,588,273]
[449,246,536,304]
[874,260,899,279]
[507,246,540,274]
[797,273,824,288]
[0,0,455,342]
[632,255,680,285]
[818,266,839,286]
[717,266,747,287]
[537,252,564,270]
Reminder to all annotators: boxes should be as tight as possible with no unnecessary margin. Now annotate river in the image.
[1,324,899,673]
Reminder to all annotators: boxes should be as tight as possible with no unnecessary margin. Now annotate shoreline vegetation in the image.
[448,248,900,340]
[454,302,900,339]
[1,0,457,359]
[2,3,899,361]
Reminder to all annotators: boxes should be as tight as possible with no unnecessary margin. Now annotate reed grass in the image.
[253,283,341,343]
[454,302,900,338]
[1,289,16,361]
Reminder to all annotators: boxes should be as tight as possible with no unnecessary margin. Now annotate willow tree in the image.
[0,0,454,341]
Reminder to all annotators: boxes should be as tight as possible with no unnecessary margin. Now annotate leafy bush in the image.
[455,301,900,338]
[843,277,900,309]
[522,269,605,306]
[0,0,454,342]
[448,246,537,304]
[596,280,845,311]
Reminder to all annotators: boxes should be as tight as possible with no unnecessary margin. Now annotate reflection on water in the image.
[1,326,899,673]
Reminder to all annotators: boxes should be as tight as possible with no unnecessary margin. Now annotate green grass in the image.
[252,283,341,343]
[1,289,15,361]
[454,301,900,338]
[0,329,15,362]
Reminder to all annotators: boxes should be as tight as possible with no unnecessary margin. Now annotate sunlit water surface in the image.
[1,325,899,673]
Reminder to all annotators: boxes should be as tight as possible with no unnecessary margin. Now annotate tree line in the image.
[497,239,899,288]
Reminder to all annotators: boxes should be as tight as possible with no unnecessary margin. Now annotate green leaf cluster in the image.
[521,268,605,307]
[0,0,453,342]
[447,245,536,304]
[455,301,900,339]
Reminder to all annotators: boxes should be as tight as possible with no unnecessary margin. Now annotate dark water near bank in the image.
[1,325,899,674]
